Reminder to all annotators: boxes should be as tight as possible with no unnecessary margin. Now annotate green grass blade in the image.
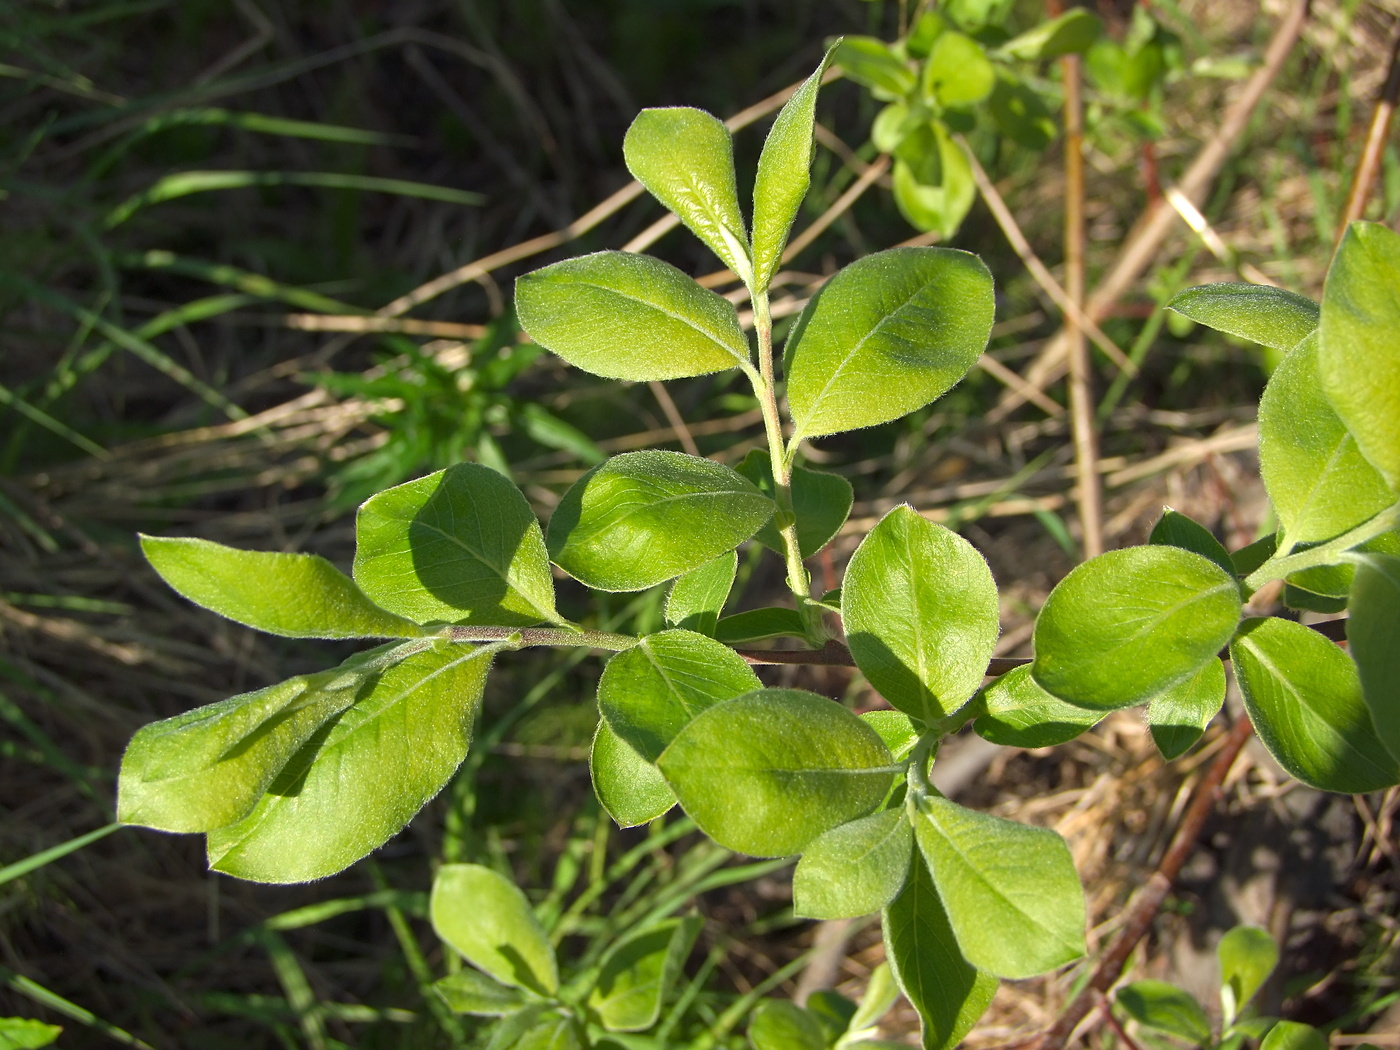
[0,381,108,458]
[257,931,328,1050]
[0,823,121,888]
[1,967,155,1049]
[121,251,362,314]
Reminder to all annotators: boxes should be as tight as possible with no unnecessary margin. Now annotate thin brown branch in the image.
[1337,15,1400,238]
[649,381,701,457]
[782,154,891,263]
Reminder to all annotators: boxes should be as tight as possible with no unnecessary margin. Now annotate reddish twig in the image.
[1337,15,1400,239]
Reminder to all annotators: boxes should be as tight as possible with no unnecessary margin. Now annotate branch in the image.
[1337,14,1400,237]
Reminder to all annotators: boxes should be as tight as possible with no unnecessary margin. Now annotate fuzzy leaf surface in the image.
[1349,553,1400,760]
[431,863,558,995]
[736,450,854,558]
[664,551,737,637]
[1148,508,1234,576]
[793,808,913,919]
[1167,283,1319,351]
[1147,659,1226,760]
[587,918,697,1032]
[973,666,1103,749]
[590,719,675,828]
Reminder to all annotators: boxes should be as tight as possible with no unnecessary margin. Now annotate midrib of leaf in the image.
[412,512,555,624]
[584,486,767,537]
[555,276,748,364]
[1288,428,1360,539]
[902,873,967,1023]
[1092,580,1237,661]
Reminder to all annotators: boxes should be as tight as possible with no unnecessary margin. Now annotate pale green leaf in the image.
[590,918,699,1033]
[785,247,992,440]
[547,451,773,592]
[205,643,496,882]
[882,850,997,1050]
[597,629,761,762]
[748,1001,826,1050]
[1261,1021,1326,1050]
[1231,617,1400,792]
[1148,508,1234,576]
[1318,222,1400,490]
[913,795,1086,978]
[845,961,900,1037]
[1349,553,1400,760]
[861,710,920,759]
[658,688,896,857]
[997,9,1102,60]
[431,863,559,995]
[623,108,751,283]
[1147,659,1226,760]
[515,252,750,380]
[433,969,530,1016]
[515,1015,585,1050]
[1217,925,1278,1026]
[354,463,558,626]
[833,37,917,100]
[0,1018,62,1049]
[141,535,422,639]
[1166,283,1318,352]
[891,143,976,240]
[793,808,913,919]
[923,32,994,107]
[844,506,1000,722]
[1032,546,1241,710]
[590,719,675,828]
[736,450,854,558]
[973,666,1103,749]
[665,551,738,636]
[1115,981,1212,1043]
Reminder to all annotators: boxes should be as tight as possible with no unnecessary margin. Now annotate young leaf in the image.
[997,8,1102,60]
[431,863,559,995]
[845,961,901,1038]
[793,808,913,919]
[354,463,558,626]
[1032,546,1241,710]
[1337,554,1400,760]
[923,32,994,108]
[714,607,807,645]
[752,44,838,292]
[623,108,751,284]
[1231,617,1400,793]
[843,506,1000,723]
[1147,659,1226,760]
[882,850,997,1050]
[1166,283,1318,352]
[205,643,496,882]
[664,551,738,637]
[890,140,976,241]
[590,719,675,828]
[658,688,896,857]
[140,535,423,639]
[597,629,761,762]
[785,247,993,440]
[913,794,1086,978]
[515,252,750,380]
[119,642,415,833]
[747,1001,827,1050]
[736,450,854,558]
[547,450,773,592]
[1148,508,1234,576]
[433,968,530,1016]
[1114,981,1212,1044]
[862,710,920,759]
[1317,222,1400,491]
[1217,925,1278,1027]
[973,665,1103,749]
[588,918,698,1032]
[1260,1021,1327,1050]
[1258,334,1393,546]
[833,37,918,100]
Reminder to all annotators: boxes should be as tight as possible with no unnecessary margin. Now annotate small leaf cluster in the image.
[746,963,902,1050]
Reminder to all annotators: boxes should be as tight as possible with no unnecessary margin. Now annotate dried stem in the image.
[1337,15,1400,238]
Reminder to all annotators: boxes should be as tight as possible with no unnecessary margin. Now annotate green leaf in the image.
[1258,335,1393,546]
[1032,546,1241,710]
[747,1001,827,1050]
[833,37,917,100]
[433,969,530,1016]
[1217,925,1278,1026]
[119,642,415,833]
[658,688,896,857]
[1149,508,1234,576]
[913,794,1086,978]
[793,808,913,919]
[973,666,1103,749]
[588,918,698,1032]
[1283,583,1348,614]
[882,850,997,1050]
[486,1006,551,1050]
[431,863,559,995]
[547,451,773,592]
[997,9,1102,60]
[140,535,423,639]
[1231,533,1278,578]
[590,719,675,828]
[1260,1021,1326,1050]
[354,463,558,626]
[785,247,992,440]
[752,44,838,292]
[0,1019,62,1049]
[843,507,1000,722]
[597,629,761,762]
[515,252,750,381]
[664,552,738,637]
[623,108,751,283]
[1318,222,1400,490]
[714,607,807,645]
[891,142,975,240]
[923,32,994,108]
[1340,554,1400,760]
[205,643,496,882]
[862,710,920,759]
[1166,283,1318,352]
[1114,980,1212,1043]
[1231,617,1400,792]
[515,1015,585,1050]
[805,992,856,1043]
[988,74,1057,150]
[845,961,900,1038]
[736,450,854,558]
[1147,659,1226,760]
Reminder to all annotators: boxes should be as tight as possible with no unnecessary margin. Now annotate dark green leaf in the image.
[997,9,1102,60]
[1231,533,1278,579]
[433,969,530,1016]
[833,37,917,99]
[1147,659,1226,760]
[714,607,806,645]
[141,535,423,639]
[1149,508,1234,576]
[1347,553,1400,760]
[547,451,773,592]
[1032,546,1241,710]
[1166,283,1318,352]
[973,666,1103,749]
[747,1001,826,1050]
[1282,583,1348,614]
[1231,617,1400,792]
[658,689,896,857]
[354,463,558,626]
[913,795,1085,978]
[844,506,1000,722]
[431,863,559,995]
[882,850,997,1050]
[1217,925,1277,1026]
[987,74,1057,150]
[597,629,761,762]
[785,247,993,439]
[793,808,913,919]
[736,450,854,558]
[664,552,737,637]
[588,918,698,1032]
[515,252,749,381]
[590,719,675,828]
[1115,981,1211,1043]
[205,643,496,882]
[923,32,994,107]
